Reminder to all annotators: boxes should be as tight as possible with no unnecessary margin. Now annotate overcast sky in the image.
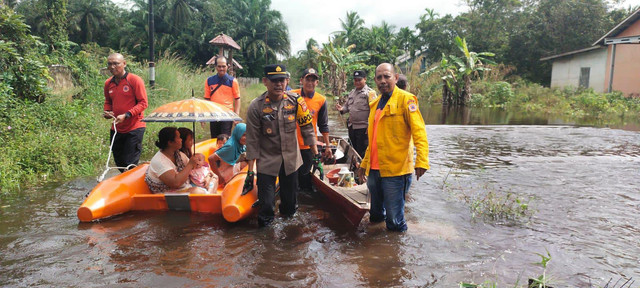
[116,0,640,56]
[271,0,467,54]
[271,0,640,55]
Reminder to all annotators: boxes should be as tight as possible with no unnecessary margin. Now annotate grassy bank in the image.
[0,52,265,194]
[404,61,640,120]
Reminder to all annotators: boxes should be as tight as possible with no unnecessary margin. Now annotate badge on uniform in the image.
[123,86,130,92]
[296,97,308,111]
[263,107,273,113]
[368,91,377,102]
[407,98,417,112]
[287,115,295,121]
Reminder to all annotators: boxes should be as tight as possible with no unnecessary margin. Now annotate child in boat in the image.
[178,127,195,158]
[189,153,218,194]
[216,134,229,150]
[208,124,247,187]
[209,133,229,167]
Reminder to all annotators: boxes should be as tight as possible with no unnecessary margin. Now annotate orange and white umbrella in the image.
[143,98,241,123]
[144,98,242,151]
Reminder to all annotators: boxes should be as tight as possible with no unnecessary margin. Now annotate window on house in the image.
[579,67,590,88]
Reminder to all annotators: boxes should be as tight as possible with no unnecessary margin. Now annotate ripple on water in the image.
[1,125,639,287]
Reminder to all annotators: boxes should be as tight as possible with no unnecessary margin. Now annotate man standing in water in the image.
[204,56,241,137]
[335,70,377,157]
[244,64,319,227]
[290,68,333,191]
[357,63,429,232]
[103,53,148,172]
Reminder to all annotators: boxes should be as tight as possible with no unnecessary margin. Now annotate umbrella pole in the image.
[192,122,196,157]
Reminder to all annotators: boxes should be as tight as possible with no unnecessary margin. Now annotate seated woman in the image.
[145,127,201,194]
[208,123,248,187]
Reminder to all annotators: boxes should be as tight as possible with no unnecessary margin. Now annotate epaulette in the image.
[285,91,301,100]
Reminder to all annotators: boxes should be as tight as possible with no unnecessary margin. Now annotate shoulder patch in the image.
[407,98,418,112]
[296,96,309,112]
[368,91,378,102]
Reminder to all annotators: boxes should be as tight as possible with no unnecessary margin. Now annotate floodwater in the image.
[1,106,639,287]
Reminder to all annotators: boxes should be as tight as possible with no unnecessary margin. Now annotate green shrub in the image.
[470,81,513,107]
[0,5,51,103]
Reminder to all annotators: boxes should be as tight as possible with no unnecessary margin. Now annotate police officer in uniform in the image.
[244,64,320,227]
[335,70,377,157]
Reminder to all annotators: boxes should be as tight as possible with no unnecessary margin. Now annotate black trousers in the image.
[110,127,145,173]
[297,148,313,190]
[348,126,368,158]
[257,164,299,226]
[209,121,233,139]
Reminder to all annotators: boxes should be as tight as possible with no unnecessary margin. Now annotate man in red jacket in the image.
[103,53,148,172]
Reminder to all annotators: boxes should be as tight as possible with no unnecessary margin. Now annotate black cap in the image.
[264,64,288,80]
[353,70,366,79]
[301,68,319,79]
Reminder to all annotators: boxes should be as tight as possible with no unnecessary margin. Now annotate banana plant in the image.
[423,36,495,106]
[313,41,370,97]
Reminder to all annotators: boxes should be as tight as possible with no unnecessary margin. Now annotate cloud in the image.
[271,0,468,55]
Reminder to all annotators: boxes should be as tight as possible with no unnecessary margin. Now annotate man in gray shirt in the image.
[336,70,377,157]
[245,64,318,227]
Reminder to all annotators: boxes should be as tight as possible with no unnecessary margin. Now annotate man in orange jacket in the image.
[204,56,241,138]
[357,63,429,232]
[290,68,333,190]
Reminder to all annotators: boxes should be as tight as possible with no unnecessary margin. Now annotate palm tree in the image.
[363,22,399,65]
[335,11,365,46]
[67,0,109,43]
[153,0,195,32]
[297,38,319,70]
[228,0,290,76]
[396,27,415,55]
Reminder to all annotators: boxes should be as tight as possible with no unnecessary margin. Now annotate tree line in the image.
[291,0,636,87]
[4,0,638,84]
[7,0,289,78]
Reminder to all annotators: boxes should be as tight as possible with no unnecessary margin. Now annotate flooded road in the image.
[1,110,639,287]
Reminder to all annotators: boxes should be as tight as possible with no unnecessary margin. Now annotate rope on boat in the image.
[96,117,137,183]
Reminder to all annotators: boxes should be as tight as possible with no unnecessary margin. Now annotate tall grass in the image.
[0,52,264,194]
[0,71,106,193]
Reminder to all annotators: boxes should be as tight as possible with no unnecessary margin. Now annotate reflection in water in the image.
[1,118,639,286]
[424,105,640,130]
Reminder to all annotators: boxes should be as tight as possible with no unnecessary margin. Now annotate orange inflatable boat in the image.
[77,139,257,222]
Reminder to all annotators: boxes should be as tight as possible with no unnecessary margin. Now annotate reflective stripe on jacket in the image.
[360,86,429,177]
[290,89,328,149]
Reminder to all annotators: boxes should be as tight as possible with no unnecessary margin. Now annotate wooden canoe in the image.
[311,136,369,226]
[77,139,257,223]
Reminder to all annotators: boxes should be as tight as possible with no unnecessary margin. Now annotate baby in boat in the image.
[189,153,218,194]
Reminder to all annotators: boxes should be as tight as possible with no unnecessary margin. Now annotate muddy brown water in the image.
[1,107,639,287]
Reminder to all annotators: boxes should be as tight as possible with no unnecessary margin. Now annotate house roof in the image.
[539,46,605,61]
[209,33,241,50]
[593,8,640,46]
[541,8,640,61]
